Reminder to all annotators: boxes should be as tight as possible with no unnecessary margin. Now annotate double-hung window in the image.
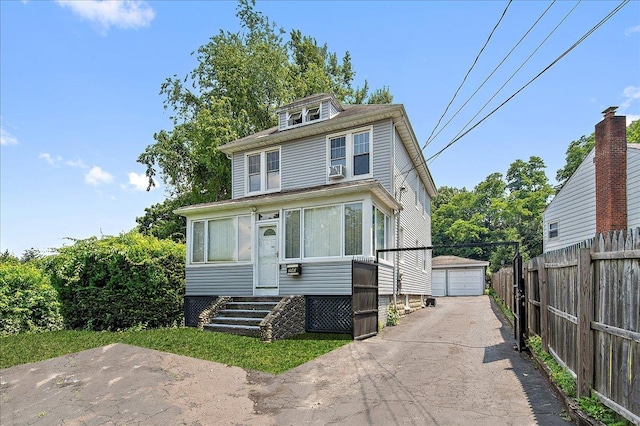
[327,127,372,180]
[373,206,389,260]
[548,221,559,239]
[246,148,280,194]
[191,216,252,263]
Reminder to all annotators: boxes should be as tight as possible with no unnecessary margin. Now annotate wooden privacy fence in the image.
[492,266,514,314]
[495,229,640,424]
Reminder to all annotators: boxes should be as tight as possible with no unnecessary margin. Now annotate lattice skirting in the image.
[184,296,217,327]
[305,296,352,333]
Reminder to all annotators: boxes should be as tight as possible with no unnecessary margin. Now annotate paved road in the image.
[1,296,571,425]
[249,296,572,425]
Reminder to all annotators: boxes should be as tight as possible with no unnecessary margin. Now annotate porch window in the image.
[304,205,341,258]
[192,221,205,263]
[284,209,301,259]
[344,203,363,256]
[373,206,388,260]
[238,216,252,261]
[208,218,235,261]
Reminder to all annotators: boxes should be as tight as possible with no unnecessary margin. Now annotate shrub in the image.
[387,306,400,326]
[45,232,185,331]
[0,262,63,336]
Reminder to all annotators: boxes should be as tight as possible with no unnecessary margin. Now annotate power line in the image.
[425,0,630,165]
[422,0,557,150]
[422,0,513,149]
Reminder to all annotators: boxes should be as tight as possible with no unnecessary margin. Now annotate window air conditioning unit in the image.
[328,164,346,179]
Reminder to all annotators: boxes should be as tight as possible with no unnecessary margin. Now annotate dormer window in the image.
[287,111,302,127]
[305,106,320,122]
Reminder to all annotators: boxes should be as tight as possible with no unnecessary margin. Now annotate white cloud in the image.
[620,86,640,110]
[627,115,640,126]
[65,159,88,169]
[85,166,114,186]
[0,121,18,146]
[56,0,155,33]
[39,152,62,165]
[625,25,640,36]
[125,171,155,191]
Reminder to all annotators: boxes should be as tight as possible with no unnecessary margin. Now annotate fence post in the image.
[538,258,549,351]
[577,247,594,398]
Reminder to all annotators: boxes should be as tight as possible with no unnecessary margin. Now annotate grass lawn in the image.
[0,329,351,374]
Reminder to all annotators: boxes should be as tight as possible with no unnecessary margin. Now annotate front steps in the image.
[203,297,281,337]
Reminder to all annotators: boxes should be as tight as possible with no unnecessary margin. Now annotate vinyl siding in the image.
[372,120,392,192]
[329,101,339,117]
[278,112,287,131]
[379,263,394,295]
[232,152,245,199]
[393,130,431,295]
[278,261,352,295]
[627,147,640,228]
[321,100,330,120]
[185,265,253,296]
[544,150,597,252]
[281,134,327,191]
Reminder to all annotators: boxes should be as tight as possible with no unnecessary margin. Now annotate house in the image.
[543,107,640,252]
[431,255,489,296]
[175,93,437,334]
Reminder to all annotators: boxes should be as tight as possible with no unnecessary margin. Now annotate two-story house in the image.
[176,93,437,334]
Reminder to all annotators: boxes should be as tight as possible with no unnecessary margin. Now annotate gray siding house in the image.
[543,108,639,252]
[176,93,437,326]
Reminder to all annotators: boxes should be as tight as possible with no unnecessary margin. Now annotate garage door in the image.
[432,270,446,296]
[448,269,484,296]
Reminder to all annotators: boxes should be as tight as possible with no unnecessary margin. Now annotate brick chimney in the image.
[594,106,627,234]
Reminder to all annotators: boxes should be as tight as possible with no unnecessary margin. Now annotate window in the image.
[327,128,372,179]
[304,205,342,258]
[191,216,252,263]
[344,203,363,256]
[330,136,346,167]
[284,210,300,259]
[305,106,320,122]
[373,206,388,260]
[548,222,559,239]
[353,132,370,175]
[288,111,302,126]
[285,202,363,259]
[192,221,205,263]
[246,149,280,194]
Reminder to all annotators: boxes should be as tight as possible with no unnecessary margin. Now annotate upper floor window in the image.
[287,111,302,127]
[285,105,320,129]
[548,221,559,239]
[246,148,280,194]
[327,127,373,180]
[306,106,320,122]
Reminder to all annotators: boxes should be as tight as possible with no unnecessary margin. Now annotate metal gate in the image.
[352,259,378,340]
[513,252,526,351]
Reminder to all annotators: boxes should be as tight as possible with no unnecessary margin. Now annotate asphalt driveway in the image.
[1,296,571,425]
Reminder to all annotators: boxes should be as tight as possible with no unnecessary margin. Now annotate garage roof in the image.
[432,255,490,268]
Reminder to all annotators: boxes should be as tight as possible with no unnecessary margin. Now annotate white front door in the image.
[256,225,278,295]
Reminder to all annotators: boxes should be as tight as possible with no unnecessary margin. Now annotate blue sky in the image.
[1,0,639,256]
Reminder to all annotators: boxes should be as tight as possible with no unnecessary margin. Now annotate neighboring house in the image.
[431,255,489,297]
[175,93,437,329]
[544,107,640,252]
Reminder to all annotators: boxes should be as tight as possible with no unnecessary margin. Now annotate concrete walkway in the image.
[1,296,571,425]
[249,296,571,425]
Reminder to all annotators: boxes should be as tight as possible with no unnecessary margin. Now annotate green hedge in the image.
[0,262,63,336]
[45,232,185,331]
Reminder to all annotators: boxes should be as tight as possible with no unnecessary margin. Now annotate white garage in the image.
[431,256,489,296]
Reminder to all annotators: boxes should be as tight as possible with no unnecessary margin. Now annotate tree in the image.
[555,119,639,189]
[137,0,391,238]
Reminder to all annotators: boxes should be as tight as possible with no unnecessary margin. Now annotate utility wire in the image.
[422,0,513,149]
[422,1,557,150]
[424,0,629,165]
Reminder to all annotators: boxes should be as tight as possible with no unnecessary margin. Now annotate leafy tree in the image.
[137,0,391,238]
[555,119,639,189]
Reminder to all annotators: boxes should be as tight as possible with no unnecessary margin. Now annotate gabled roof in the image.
[431,255,490,268]
[219,100,437,197]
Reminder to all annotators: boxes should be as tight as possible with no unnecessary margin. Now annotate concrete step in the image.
[225,301,279,311]
[213,316,263,327]
[233,296,282,303]
[218,309,271,318]
[203,323,260,337]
